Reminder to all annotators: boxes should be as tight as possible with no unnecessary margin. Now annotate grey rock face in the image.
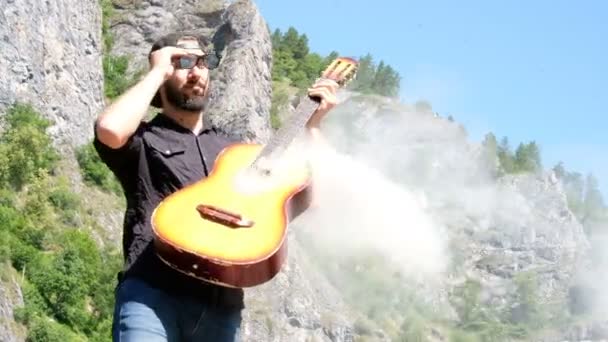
[320,94,591,334]
[203,0,273,143]
[0,274,24,342]
[0,0,104,151]
[109,0,272,143]
[0,0,595,341]
[241,235,363,342]
[0,0,104,338]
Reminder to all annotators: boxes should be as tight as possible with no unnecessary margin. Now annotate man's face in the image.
[162,38,210,112]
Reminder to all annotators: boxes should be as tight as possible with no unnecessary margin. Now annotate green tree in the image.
[0,99,123,340]
[562,170,585,218]
[497,137,515,173]
[481,132,498,174]
[100,0,141,100]
[281,27,309,59]
[75,142,121,194]
[0,103,59,190]
[552,161,566,179]
[514,141,541,173]
[510,272,546,330]
[323,50,340,65]
[103,55,132,99]
[270,28,282,47]
[269,26,400,96]
[372,61,400,97]
[299,53,325,86]
[349,53,375,93]
[582,173,605,225]
[348,54,401,97]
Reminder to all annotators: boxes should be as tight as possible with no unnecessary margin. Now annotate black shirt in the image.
[94,113,244,308]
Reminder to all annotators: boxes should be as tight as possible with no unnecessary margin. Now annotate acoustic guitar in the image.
[151,57,358,288]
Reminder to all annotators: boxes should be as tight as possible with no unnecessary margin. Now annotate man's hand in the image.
[306,79,339,129]
[149,47,190,81]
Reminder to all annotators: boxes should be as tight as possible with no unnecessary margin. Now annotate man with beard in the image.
[93,32,338,342]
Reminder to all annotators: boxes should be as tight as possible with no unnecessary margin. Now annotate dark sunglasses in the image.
[174,52,221,70]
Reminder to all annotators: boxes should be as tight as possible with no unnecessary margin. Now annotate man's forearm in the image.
[95,67,166,148]
[306,126,327,146]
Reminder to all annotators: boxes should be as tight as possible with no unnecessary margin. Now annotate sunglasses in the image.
[174,52,221,70]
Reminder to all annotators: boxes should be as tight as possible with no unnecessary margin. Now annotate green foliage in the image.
[557,166,586,218]
[396,312,427,341]
[514,141,541,173]
[480,132,498,174]
[582,173,605,223]
[100,0,141,100]
[76,142,121,194]
[48,186,79,213]
[14,279,49,326]
[0,230,11,262]
[10,239,40,272]
[26,315,86,342]
[552,162,607,241]
[349,53,401,97]
[48,179,81,226]
[452,279,483,324]
[90,248,123,320]
[270,26,400,96]
[445,273,553,342]
[483,131,607,252]
[449,329,481,342]
[0,103,59,190]
[268,26,401,128]
[269,79,292,129]
[0,102,122,340]
[100,0,115,51]
[510,271,546,329]
[271,28,326,89]
[103,55,132,100]
[304,234,555,341]
[482,134,542,175]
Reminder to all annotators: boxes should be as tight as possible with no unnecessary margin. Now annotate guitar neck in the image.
[252,95,320,166]
[249,56,358,170]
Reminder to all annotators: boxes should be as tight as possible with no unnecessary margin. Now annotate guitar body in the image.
[151,56,357,288]
[151,143,313,288]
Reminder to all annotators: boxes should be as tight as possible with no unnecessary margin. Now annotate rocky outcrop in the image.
[0,0,105,151]
[0,0,597,341]
[0,269,25,342]
[319,94,592,338]
[0,1,104,339]
[0,0,356,340]
[242,234,372,342]
[109,0,272,143]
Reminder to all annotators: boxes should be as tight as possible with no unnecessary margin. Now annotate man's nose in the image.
[188,65,206,79]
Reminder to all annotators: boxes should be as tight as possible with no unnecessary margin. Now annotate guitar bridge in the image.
[196,204,254,228]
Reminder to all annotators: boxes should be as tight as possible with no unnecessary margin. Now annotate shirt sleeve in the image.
[93,122,146,182]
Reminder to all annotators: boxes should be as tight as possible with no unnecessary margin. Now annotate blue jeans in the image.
[112,277,242,342]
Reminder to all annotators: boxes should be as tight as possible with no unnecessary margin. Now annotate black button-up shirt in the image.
[94,113,244,308]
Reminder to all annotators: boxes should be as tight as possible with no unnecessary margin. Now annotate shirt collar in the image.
[154,112,218,135]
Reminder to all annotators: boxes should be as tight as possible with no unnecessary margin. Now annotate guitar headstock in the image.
[321,57,359,87]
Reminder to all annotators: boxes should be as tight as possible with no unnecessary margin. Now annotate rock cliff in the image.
[0,0,599,341]
[0,0,104,151]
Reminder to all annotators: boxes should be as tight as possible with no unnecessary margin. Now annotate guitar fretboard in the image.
[250,95,320,170]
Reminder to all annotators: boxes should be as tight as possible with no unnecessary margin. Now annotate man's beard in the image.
[164,80,207,112]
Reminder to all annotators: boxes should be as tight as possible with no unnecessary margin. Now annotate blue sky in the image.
[255,0,607,197]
